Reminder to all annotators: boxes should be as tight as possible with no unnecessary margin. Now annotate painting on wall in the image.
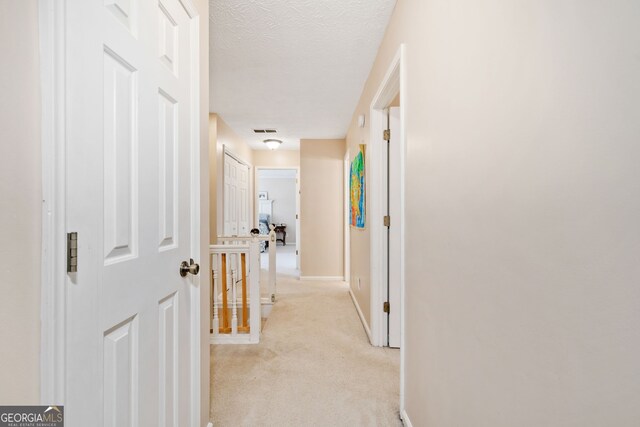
[350,144,366,229]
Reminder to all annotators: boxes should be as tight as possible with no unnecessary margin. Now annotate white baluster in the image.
[269,225,277,302]
[209,242,262,344]
[249,240,261,342]
[231,263,238,335]
[211,253,219,338]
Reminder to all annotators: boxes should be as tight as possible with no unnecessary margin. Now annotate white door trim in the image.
[368,44,407,414]
[39,0,66,405]
[222,145,251,168]
[181,2,203,426]
[39,2,204,425]
[254,166,301,267]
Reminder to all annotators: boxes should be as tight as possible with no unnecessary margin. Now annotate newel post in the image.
[268,225,277,302]
[249,238,261,342]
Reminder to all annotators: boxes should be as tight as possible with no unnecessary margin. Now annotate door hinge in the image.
[383,301,390,313]
[296,214,299,219]
[67,232,78,273]
[296,250,299,255]
[383,215,390,227]
[383,129,390,141]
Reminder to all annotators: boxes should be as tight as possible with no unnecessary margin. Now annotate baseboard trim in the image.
[299,276,344,281]
[349,288,372,344]
[400,409,413,427]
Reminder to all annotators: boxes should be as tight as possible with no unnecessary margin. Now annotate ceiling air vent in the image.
[265,129,277,133]
[253,129,277,133]
[253,129,266,133]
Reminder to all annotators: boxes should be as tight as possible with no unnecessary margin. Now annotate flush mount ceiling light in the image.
[263,139,282,150]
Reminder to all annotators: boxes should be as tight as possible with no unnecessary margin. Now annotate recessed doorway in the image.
[255,168,301,278]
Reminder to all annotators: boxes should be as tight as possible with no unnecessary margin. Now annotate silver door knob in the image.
[180,258,200,277]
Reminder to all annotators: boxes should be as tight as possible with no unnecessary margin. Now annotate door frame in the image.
[38,2,204,426]
[254,166,301,268]
[368,44,407,414]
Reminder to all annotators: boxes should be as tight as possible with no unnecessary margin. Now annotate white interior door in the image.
[237,162,250,235]
[223,153,238,235]
[388,107,401,348]
[223,153,249,236]
[65,0,196,425]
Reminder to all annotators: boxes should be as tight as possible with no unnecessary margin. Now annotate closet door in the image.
[223,153,250,236]
[237,163,250,235]
[223,153,238,235]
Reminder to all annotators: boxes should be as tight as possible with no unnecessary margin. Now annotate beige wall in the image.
[300,140,345,278]
[349,0,640,425]
[253,149,300,168]
[214,114,254,166]
[212,114,254,240]
[0,0,41,404]
[346,140,371,323]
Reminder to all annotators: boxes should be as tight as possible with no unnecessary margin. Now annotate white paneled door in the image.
[65,0,198,426]
[223,153,250,236]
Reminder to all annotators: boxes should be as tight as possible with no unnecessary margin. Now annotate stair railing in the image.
[209,240,260,344]
[216,225,277,302]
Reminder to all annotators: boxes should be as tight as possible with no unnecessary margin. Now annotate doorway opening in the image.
[255,168,301,279]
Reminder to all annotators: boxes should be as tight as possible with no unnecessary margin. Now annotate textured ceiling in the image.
[209,0,397,150]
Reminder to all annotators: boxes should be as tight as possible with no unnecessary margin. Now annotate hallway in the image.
[210,261,400,426]
[261,244,299,280]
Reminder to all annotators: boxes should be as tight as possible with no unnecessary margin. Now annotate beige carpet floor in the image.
[210,247,401,426]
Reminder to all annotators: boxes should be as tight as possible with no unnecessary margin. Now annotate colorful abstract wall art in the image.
[350,144,366,228]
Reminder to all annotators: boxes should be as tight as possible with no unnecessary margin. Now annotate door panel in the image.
[65,0,195,425]
[158,293,179,427]
[103,48,138,263]
[158,90,178,250]
[103,316,138,427]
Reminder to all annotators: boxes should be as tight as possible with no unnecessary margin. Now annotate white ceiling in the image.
[209,0,397,150]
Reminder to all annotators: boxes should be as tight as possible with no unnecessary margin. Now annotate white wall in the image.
[349,0,640,425]
[257,171,297,244]
[0,0,41,403]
